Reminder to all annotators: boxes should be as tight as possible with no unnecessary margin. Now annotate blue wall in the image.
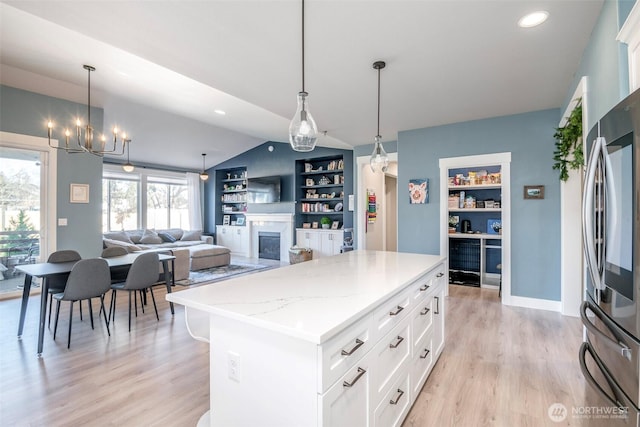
[205,141,354,233]
[0,85,104,257]
[563,0,637,131]
[397,109,562,301]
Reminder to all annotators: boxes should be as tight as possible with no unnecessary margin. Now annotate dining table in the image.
[16,252,176,355]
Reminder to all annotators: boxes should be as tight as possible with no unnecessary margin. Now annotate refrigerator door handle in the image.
[581,301,632,360]
[579,342,627,409]
[583,136,605,291]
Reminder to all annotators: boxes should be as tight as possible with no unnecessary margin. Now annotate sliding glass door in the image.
[0,146,43,296]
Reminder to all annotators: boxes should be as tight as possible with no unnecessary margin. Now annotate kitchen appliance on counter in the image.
[580,88,640,426]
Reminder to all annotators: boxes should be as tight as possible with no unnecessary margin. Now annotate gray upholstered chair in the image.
[52,258,112,349]
[109,252,160,332]
[46,250,82,327]
[101,246,129,283]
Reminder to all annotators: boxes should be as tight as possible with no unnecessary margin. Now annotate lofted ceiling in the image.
[0,1,603,170]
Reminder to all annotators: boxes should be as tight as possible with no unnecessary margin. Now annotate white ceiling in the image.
[0,1,603,170]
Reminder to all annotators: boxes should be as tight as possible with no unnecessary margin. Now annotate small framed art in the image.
[524,185,545,199]
[70,183,89,203]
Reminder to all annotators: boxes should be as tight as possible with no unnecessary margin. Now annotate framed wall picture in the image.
[408,179,428,204]
[524,185,545,199]
[70,183,89,203]
[223,215,230,225]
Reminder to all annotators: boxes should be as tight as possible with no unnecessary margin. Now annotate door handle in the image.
[580,301,631,360]
[579,342,628,409]
[434,296,440,315]
[389,335,404,349]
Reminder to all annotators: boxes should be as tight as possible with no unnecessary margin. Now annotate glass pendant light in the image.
[370,61,389,173]
[122,140,134,172]
[199,153,209,181]
[289,0,318,152]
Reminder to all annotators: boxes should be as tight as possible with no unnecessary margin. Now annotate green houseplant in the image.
[553,100,583,181]
[320,216,332,229]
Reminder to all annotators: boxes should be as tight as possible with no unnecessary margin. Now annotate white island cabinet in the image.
[166,250,446,427]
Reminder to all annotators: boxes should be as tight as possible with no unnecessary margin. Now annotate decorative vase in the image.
[322,224,330,229]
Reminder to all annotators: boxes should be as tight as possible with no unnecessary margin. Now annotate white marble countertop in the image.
[166,250,444,344]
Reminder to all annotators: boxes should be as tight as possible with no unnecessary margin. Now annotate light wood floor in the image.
[0,283,621,426]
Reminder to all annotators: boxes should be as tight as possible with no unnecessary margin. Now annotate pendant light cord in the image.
[301,0,305,93]
[376,65,381,138]
[87,67,91,127]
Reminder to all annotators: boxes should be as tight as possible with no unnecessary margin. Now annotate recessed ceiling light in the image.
[518,11,549,28]
[214,109,226,116]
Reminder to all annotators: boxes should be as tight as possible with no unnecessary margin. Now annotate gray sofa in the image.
[103,229,231,278]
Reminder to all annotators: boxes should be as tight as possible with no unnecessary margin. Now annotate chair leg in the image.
[48,293,53,328]
[109,290,117,323]
[67,301,74,349]
[134,290,138,317]
[79,300,83,321]
[88,298,94,330]
[128,290,132,332]
[140,290,146,312]
[149,287,159,321]
[100,295,111,337]
[53,299,61,340]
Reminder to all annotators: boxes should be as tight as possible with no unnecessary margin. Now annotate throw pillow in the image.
[158,232,177,243]
[103,230,133,243]
[140,229,163,244]
[181,229,202,241]
[103,238,141,253]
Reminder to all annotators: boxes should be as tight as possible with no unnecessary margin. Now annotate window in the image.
[147,178,188,230]
[102,176,139,232]
[102,165,190,232]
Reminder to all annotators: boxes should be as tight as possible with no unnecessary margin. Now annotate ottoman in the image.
[189,244,231,271]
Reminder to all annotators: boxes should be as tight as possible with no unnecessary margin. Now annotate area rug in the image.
[175,263,271,286]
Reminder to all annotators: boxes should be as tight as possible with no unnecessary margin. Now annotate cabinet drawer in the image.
[371,317,411,406]
[407,271,435,305]
[410,329,434,398]
[319,354,373,427]
[318,313,374,393]
[373,368,411,427]
[410,297,433,354]
[373,287,412,341]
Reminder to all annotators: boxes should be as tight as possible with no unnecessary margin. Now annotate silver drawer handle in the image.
[389,388,405,405]
[420,348,430,359]
[436,272,444,278]
[419,284,429,292]
[389,335,404,349]
[343,367,366,388]
[389,305,404,316]
[420,307,430,316]
[341,338,365,356]
[435,296,440,315]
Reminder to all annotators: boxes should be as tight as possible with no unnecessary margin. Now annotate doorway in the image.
[0,132,57,298]
[356,153,398,251]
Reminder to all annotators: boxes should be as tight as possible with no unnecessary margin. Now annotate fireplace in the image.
[258,232,281,260]
[245,213,293,263]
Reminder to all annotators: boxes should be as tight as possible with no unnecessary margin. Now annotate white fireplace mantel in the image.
[244,213,294,263]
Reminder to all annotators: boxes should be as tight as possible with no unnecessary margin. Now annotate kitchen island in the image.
[167,250,446,427]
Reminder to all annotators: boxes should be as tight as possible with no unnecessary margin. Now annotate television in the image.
[247,176,281,203]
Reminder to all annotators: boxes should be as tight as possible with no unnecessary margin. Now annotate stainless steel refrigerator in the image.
[580,88,640,425]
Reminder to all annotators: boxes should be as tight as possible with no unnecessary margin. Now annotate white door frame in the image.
[560,76,588,317]
[0,131,57,259]
[356,152,398,250]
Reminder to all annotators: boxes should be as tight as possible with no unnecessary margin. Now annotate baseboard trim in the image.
[504,295,562,312]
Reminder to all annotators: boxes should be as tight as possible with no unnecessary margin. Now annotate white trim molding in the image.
[617,1,640,92]
[559,76,588,317]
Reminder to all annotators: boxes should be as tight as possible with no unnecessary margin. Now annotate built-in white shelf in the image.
[448,184,501,190]
[449,233,502,239]
[449,208,501,212]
